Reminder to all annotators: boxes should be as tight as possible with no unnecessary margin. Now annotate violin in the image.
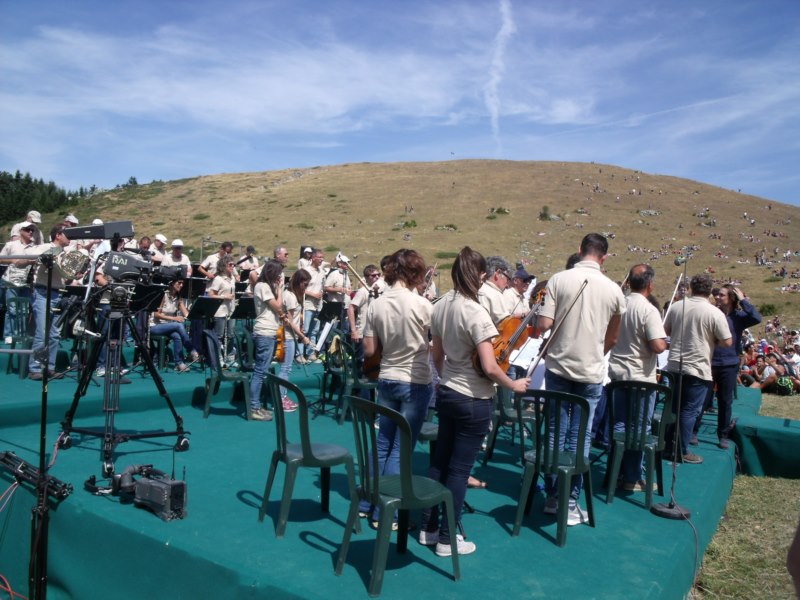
[362,340,381,381]
[274,324,286,362]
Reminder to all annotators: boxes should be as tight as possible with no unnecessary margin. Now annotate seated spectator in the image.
[150,279,199,372]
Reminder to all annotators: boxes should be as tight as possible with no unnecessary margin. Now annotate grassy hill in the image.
[10,160,800,325]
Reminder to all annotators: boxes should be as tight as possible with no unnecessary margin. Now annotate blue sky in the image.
[2,0,799,205]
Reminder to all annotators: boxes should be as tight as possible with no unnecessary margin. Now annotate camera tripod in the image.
[60,293,189,476]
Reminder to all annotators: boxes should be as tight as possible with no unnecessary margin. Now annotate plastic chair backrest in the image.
[203,329,223,375]
[523,389,591,474]
[8,297,32,339]
[606,380,672,452]
[348,396,414,504]
[265,372,316,461]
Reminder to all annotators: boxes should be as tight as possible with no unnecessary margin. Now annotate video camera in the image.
[105,251,186,285]
[86,464,188,521]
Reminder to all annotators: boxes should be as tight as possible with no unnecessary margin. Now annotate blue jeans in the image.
[250,334,277,410]
[301,309,320,358]
[612,388,656,483]
[422,385,493,544]
[543,370,603,502]
[278,338,296,399]
[150,322,194,363]
[668,372,712,456]
[360,379,433,520]
[29,286,61,374]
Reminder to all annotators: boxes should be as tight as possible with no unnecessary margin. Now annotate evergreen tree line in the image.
[0,170,97,225]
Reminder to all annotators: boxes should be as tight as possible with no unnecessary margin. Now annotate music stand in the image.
[182,277,207,301]
[187,296,223,321]
[234,281,248,296]
[128,283,167,377]
[239,268,252,282]
[229,297,255,320]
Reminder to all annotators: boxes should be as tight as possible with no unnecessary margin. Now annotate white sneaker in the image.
[94,367,106,377]
[3,336,12,344]
[543,496,558,515]
[567,504,589,527]
[418,529,439,546]
[435,534,475,557]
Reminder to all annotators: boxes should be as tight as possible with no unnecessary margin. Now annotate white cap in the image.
[65,214,79,224]
[155,233,167,244]
[27,210,42,223]
[303,247,312,254]
[18,221,34,229]
[92,218,104,225]
[336,252,350,263]
[172,239,184,247]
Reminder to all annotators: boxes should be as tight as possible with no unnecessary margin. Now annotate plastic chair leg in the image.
[482,418,501,465]
[556,473,571,547]
[275,463,299,538]
[320,467,331,513]
[397,509,410,553]
[343,457,362,535]
[203,376,217,418]
[259,452,281,522]
[606,442,624,504]
[513,462,537,536]
[584,466,595,528]
[335,499,359,576]
[369,506,395,597]
[441,494,461,581]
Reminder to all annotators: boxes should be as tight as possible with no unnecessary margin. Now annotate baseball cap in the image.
[154,234,167,244]
[18,221,34,230]
[65,214,79,225]
[92,218,104,225]
[172,239,184,247]
[27,210,42,223]
[513,268,533,282]
[303,247,312,254]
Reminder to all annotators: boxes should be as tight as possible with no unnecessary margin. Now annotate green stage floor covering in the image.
[0,364,769,600]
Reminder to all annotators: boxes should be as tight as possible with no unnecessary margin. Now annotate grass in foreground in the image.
[692,393,800,599]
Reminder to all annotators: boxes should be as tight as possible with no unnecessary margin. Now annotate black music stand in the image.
[229,297,255,320]
[187,296,223,321]
[182,276,207,301]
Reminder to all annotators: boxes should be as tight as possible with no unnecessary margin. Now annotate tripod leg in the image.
[127,314,188,444]
[61,325,106,437]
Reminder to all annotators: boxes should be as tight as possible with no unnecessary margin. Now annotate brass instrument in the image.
[56,250,91,280]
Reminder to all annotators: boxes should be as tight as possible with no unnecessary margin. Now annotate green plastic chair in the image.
[5,296,33,379]
[202,330,252,419]
[259,373,360,538]
[483,387,535,465]
[336,396,460,597]
[320,334,379,424]
[512,389,596,547]
[604,380,673,508]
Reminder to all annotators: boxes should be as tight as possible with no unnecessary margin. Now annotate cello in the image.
[472,285,547,376]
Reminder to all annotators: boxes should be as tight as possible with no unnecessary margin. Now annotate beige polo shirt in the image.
[302,265,325,311]
[253,281,281,336]
[208,274,236,318]
[539,260,626,384]
[502,287,528,316]
[324,268,351,305]
[665,295,731,381]
[363,283,432,384]
[283,291,302,340]
[608,293,667,382]
[478,280,509,325]
[433,290,498,399]
[350,287,370,336]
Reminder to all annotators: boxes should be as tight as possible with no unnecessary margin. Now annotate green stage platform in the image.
[0,362,794,599]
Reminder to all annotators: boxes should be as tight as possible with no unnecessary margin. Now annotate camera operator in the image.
[24,224,71,380]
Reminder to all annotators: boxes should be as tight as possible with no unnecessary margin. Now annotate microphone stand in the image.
[651,255,692,520]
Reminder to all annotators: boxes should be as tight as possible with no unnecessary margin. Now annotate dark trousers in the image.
[713,364,739,439]
[422,386,492,544]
